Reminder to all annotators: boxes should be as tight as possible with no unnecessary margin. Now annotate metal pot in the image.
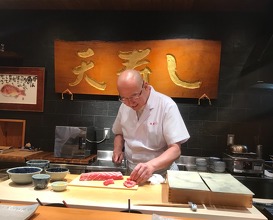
[230,145,248,153]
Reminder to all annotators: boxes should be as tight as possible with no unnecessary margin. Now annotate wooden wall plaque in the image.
[54,39,221,99]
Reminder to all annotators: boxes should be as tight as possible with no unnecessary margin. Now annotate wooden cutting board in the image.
[0,146,14,154]
[26,151,97,165]
[167,171,210,191]
[69,175,138,190]
[199,172,254,195]
[7,150,42,157]
[0,149,43,162]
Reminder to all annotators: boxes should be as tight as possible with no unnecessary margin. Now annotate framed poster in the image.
[0,67,45,112]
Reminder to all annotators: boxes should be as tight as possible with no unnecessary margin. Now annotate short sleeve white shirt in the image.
[112,86,190,170]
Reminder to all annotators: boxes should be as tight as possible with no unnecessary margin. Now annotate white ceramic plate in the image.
[0,204,39,220]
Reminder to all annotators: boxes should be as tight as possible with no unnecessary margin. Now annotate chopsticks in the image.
[36,198,44,206]
[36,198,69,208]
[128,199,131,213]
[62,200,69,208]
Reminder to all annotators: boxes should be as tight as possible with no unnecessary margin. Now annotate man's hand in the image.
[112,151,124,164]
[130,162,154,185]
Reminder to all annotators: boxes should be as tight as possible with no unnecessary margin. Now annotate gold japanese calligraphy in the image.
[118,48,152,82]
[69,48,106,90]
[77,48,94,58]
[166,54,202,89]
[118,48,151,71]
[54,39,221,98]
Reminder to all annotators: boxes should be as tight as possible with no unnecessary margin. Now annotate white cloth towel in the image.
[148,174,165,185]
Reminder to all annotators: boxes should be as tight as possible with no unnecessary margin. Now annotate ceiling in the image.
[0,0,271,12]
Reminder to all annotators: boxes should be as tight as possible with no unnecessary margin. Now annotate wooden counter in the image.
[0,203,204,220]
[0,174,267,220]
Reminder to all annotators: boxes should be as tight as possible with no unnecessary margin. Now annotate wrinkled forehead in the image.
[118,82,140,97]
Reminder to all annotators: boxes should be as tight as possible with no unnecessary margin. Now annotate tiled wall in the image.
[0,10,272,159]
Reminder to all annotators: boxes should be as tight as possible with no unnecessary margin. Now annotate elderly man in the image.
[112,69,189,184]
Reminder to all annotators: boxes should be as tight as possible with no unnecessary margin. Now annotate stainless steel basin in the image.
[86,160,126,174]
[49,150,127,174]
[176,156,197,171]
[86,150,126,174]
[176,155,197,165]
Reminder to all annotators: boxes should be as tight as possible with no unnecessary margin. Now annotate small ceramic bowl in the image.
[32,174,50,189]
[213,161,226,173]
[26,160,50,170]
[45,167,69,181]
[51,181,68,192]
[7,167,43,184]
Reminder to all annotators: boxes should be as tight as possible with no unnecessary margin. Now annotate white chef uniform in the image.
[112,86,190,176]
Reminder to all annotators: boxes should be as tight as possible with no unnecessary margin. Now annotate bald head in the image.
[117,69,143,90]
[117,69,150,110]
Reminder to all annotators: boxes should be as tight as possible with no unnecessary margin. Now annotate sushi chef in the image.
[112,69,190,184]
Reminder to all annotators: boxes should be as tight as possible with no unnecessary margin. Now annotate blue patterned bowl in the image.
[26,160,50,170]
[45,168,69,181]
[7,167,43,184]
[32,174,50,189]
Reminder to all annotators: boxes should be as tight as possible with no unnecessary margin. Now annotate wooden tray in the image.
[69,175,138,190]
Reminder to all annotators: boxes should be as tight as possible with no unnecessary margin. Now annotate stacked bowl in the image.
[196,158,207,172]
[26,160,50,171]
[208,157,220,171]
[213,161,226,173]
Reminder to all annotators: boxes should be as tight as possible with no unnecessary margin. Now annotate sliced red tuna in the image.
[79,171,124,181]
[123,178,137,188]
[103,178,115,186]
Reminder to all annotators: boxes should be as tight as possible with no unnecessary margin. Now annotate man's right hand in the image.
[112,151,124,164]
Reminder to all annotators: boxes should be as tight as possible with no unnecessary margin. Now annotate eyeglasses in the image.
[119,81,144,103]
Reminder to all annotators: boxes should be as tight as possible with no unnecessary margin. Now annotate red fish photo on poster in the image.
[0,67,45,112]
[0,74,38,105]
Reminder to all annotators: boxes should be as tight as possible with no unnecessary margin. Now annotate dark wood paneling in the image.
[0,0,270,12]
